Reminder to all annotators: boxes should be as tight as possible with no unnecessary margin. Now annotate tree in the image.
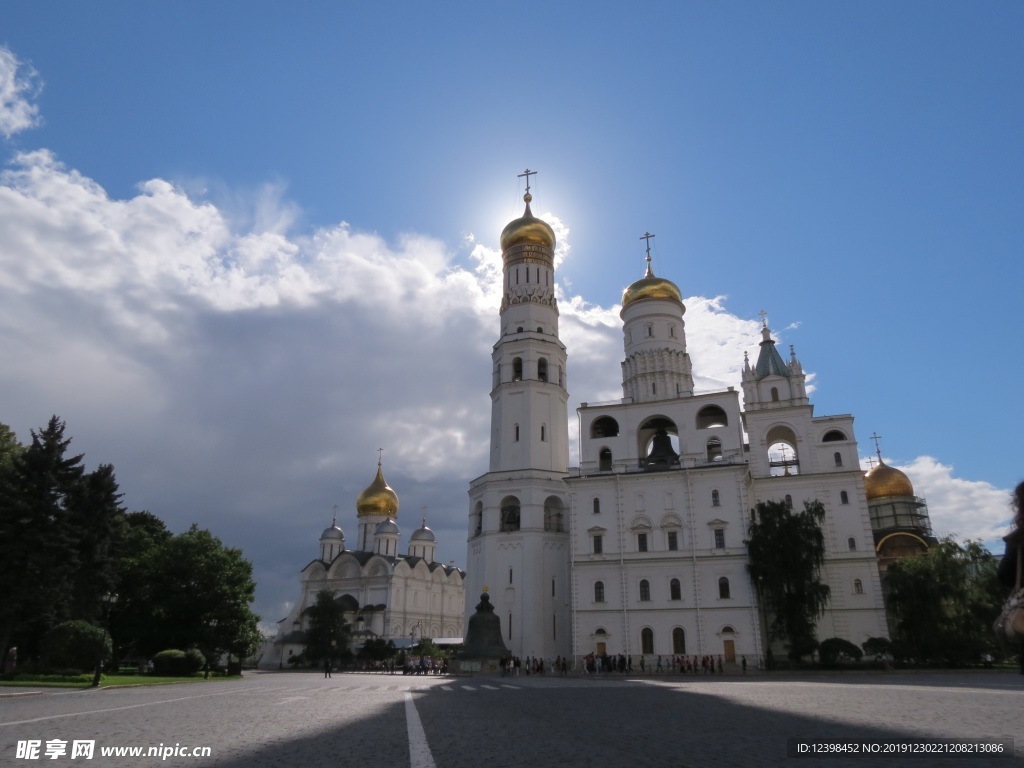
[301,591,351,667]
[884,537,1000,664]
[746,499,831,663]
[137,525,262,663]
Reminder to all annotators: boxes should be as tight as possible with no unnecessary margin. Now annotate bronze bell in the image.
[460,592,509,659]
[645,429,679,470]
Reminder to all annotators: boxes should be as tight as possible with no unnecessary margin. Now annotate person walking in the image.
[324,657,332,678]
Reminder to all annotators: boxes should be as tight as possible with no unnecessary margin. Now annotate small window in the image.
[672,627,685,654]
[670,578,681,601]
[593,535,603,554]
[848,537,857,551]
[641,627,654,654]
[593,498,601,515]
[509,568,513,584]
[639,580,651,602]
[718,577,731,599]
[711,490,720,507]
[594,581,605,602]
[840,490,849,505]
[599,448,613,472]
[854,579,864,595]
[834,451,843,467]
[770,387,779,402]
[706,438,722,462]
[637,533,648,552]
[512,357,523,381]
[538,358,548,382]
[714,529,725,549]
[541,425,546,442]
[667,531,678,551]
[514,424,520,442]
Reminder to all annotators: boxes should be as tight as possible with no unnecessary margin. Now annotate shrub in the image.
[861,637,892,657]
[819,637,864,664]
[152,648,205,676]
[42,621,110,672]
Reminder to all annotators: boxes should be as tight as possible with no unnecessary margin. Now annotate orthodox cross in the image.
[758,309,768,329]
[331,504,339,525]
[421,505,428,527]
[377,447,384,465]
[639,232,655,268]
[518,168,536,195]
[870,432,883,461]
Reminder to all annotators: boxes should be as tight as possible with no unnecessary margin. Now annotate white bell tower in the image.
[466,171,571,660]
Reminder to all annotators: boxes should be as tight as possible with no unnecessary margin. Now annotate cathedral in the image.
[263,461,465,667]
[465,181,891,665]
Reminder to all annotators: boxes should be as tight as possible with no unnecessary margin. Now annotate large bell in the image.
[460,591,509,659]
[644,429,679,471]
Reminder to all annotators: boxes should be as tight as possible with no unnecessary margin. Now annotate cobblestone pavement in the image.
[1,670,1021,766]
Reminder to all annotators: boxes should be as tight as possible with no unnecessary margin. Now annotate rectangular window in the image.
[637,533,648,552]
[593,535,603,554]
[714,529,725,549]
[667,531,678,551]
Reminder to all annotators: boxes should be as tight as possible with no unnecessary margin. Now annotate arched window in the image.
[696,405,728,429]
[854,579,864,594]
[590,416,619,438]
[711,490,720,507]
[833,451,843,467]
[670,578,681,601]
[766,425,799,476]
[593,498,601,515]
[473,501,482,537]
[514,424,520,442]
[641,627,654,654]
[538,358,548,382]
[672,627,686,654]
[599,448,613,472]
[544,496,564,533]
[770,387,779,402]
[822,429,847,442]
[848,537,857,551]
[639,580,651,602]
[500,496,521,532]
[718,577,730,599]
[512,357,523,381]
[840,490,849,505]
[541,424,547,442]
[594,581,605,602]
[706,437,723,462]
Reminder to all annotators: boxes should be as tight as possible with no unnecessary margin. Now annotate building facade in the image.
[467,185,889,665]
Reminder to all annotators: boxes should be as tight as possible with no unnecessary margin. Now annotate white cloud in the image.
[0,47,41,138]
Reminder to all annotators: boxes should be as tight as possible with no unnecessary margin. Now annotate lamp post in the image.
[91,592,118,688]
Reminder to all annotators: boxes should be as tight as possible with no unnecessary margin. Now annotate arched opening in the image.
[822,429,847,442]
[473,501,482,537]
[712,489,720,507]
[594,581,605,602]
[848,537,857,551]
[696,405,728,429]
[834,451,843,467]
[599,448,613,472]
[638,416,680,471]
[718,577,730,599]
[766,425,800,476]
[770,387,780,402]
[641,627,654,655]
[639,579,651,602]
[672,627,686,654]
[544,496,564,532]
[593,497,601,514]
[840,490,849,505]
[590,416,620,438]
[670,578,681,601]
[538,357,548,382]
[500,496,521,532]
[512,357,523,382]
[854,579,864,594]
[706,437,723,462]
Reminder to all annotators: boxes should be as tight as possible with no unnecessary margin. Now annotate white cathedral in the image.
[263,461,465,667]
[465,183,889,665]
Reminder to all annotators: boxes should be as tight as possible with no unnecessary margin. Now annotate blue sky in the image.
[1,2,1021,629]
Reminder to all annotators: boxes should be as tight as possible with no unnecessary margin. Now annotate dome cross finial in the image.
[518,168,537,202]
[758,309,768,329]
[377,447,383,466]
[640,232,655,276]
[871,432,883,462]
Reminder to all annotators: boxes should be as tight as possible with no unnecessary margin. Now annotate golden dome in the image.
[621,264,682,308]
[356,462,399,518]
[500,193,555,253]
[864,461,915,501]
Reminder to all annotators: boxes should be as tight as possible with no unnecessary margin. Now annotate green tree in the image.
[301,591,351,667]
[139,525,262,663]
[746,499,831,663]
[884,537,1000,664]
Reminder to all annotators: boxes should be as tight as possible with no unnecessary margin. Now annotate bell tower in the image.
[466,171,571,660]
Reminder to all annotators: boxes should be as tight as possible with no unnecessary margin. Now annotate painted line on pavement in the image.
[404,692,436,768]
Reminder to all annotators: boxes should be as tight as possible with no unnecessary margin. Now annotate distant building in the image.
[465,184,889,666]
[262,461,464,668]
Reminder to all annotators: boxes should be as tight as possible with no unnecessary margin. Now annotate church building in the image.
[263,460,465,667]
[466,178,889,665]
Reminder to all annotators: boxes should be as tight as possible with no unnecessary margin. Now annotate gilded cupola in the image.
[864,461,915,501]
[500,192,556,255]
[621,262,683,308]
[356,461,400,518]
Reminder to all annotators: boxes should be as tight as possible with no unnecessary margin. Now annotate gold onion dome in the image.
[864,461,915,501]
[500,193,556,252]
[621,263,682,309]
[356,462,400,518]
